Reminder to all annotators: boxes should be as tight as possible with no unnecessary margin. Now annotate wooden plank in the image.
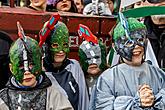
[0,6,116,59]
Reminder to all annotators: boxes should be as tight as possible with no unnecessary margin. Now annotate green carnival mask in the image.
[9,37,42,83]
[49,21,70,55]
[78,40,106,73]
[113,17,147,61]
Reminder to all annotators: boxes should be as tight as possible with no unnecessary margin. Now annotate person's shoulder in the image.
[146,62,165,73]
[0,88,8,96]
[99,65,116,78]
[47,85,60,94]
[47,85,73,109]
[68,59,81,67]
[0,88,8,105]
[100,63,124,78]
[69,59,79,64]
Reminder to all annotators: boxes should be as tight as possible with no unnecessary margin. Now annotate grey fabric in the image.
[89,62,165,109]
[0,86,73,110]
[0,75,73,110]
[46,59,89,110]
[8,88,47,110]
[85,75,98,96]
[83,2,112,16]
[65,59,89,110]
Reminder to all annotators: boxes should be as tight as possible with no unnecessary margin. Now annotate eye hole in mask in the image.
[94,56,100,59]
[137,38,145,46]
[51,43,59,49]
[63,42,69,48]
[124,40,134,47]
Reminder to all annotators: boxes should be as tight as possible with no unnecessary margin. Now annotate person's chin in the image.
[62,8,70,12]
[33,3,43,7]
[88,70,100,76]
[131,57,143,66]
[22,82,34,87]
[55,58,65,63]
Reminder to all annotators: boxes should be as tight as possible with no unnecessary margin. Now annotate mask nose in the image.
[24,70,31,75]
[24,63,33,72]
[91,58,97,64]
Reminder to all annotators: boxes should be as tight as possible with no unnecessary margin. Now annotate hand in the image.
[139,84,155,107]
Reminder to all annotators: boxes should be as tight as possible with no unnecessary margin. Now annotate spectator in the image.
[0,31,13,90]
[83,0,114,16]
[74,0,84,13]
[42,21,89,110]
[0,35,73,109]
[46,0,78,12]
[89,15,165,109]
[78,24,107,96]
[28,0,47,11]
[143,0,165,69]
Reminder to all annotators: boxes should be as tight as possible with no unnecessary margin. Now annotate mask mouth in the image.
[147,0,165,3]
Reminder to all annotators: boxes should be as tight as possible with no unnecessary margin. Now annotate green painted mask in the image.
[9,37,42,83]
[78,40,107,73]
[49,21,70,56]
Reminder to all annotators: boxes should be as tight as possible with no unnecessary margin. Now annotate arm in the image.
[47,86,73,110]
[91,71,142,110]
[0,99,9,110]
[154,89,165,109]
[76,60,89,110]
[150,67,165,109]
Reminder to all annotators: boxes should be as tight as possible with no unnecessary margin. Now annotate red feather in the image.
[78,24,98,44]
[39,13,60,47]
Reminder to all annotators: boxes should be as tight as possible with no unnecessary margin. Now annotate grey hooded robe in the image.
[0,74,73,110]
[89,62,165,110]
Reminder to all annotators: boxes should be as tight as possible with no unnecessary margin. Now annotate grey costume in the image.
[45,59,89,110]
[89,62,165,110]
[0,74,73,110]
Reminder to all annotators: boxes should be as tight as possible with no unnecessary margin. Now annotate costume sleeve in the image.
[150,67,165,109]
[153,89,165,109]
[0,98,9,110]
[90,73,142,110]
[47,86,74,110]
[75,60,89,110]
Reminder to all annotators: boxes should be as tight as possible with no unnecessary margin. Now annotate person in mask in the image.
[0,26,73,109]
[89,14,165,109]
[78,24,107,96]
[143,0,165,69]
[42,21,89,110]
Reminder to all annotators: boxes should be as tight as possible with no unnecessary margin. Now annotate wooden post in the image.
[9,0,15,8]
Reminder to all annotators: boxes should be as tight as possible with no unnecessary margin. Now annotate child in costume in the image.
[42,20,89,110]
[78,24,107,96]
[0,22,73,110]
[89,13,165,109]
